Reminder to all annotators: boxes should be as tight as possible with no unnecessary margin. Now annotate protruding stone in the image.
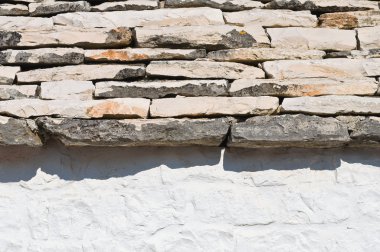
[0,66,20,85]
[150,96,279,118]
[135,25,270,49]
[262,59,380,79]
[229,114,350,148]
[84,48,206,62]
[0,48,84,65]
[224,9,317,27]
[0,27,133,49]
[281,95,380,115]
[95,79,228,98]
[0,98,150,118]
[267,27,356,51]
[37,117,231,147]
[165,0,263,11]
[337,116,380,146]
[91,0,158,11]
[229,78,378,96]
[207,48,325,63]
[0,116,42,147]
[29,1,91,16]
[147,60,265,79]
[40,81,94,100]
[17,64,145,83]
[357,26,380,50]
[53,7,224,28]
[0,85,37,100]
[0,4,29,16]
[0,16,53,31]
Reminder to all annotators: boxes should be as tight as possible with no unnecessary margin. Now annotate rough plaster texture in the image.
[0,142,379,251]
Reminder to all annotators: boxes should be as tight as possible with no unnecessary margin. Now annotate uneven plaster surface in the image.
[0,142,379,251]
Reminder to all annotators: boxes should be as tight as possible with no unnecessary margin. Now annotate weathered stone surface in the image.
[0,27,133,49]
[17,64,145,83]
[224,9,317,27]
[319,11,380,29]
[0,116,42,146]
[53,7,224,28]
[95,79,228,98]
[207,48,325,63]
[0,4,29,16]
[0,85,37,100]
[37,117,231,147]
[357,26,380,50]
[136,24,270,49]
[228,114,350,148]
[267,28,356,51]
[0,48,84,65]
[150,96,279,117]
[265,0,379,13]
[281,95,380,115]
[40,80,94,100]
[147,60,265,79]
[84,48,206,62]
[337,116,380,146]
[229,78,378,96]
[165,0,263,11]
[91,0,158,11]
[350,49,380,59]
[263,59,380,79]
[0,66,20,85]
[29,1,91,16]
[0,16,53,31]
[0,98,150,118]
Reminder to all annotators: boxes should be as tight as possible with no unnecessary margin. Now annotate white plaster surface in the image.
[0,142,379,251]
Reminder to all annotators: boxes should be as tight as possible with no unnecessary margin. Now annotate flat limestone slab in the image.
[0,98,150,118]
[29,1,91,16]
[135,25,270,49]
[207,48,325,63]
[95,80,228,98]
[91,1,158,11]
[150,96,279,117]
[17,64,145,83]
[0,66,20,85]
[52,7,224,28]
[0,16,53,31]
[0,116,42,147]
[267,27,356,51]
[0,85,37,100]
[229,78,379,97]
[338,116,380,146]
[146,61,265,79]
[164,0,263,11]
[357,26,380,50]
[40,80,94,100]
[228,114,350,148]
[36,117,231,147]
[281,95,380,115]
[85,48,206,62]
[224,9,317,27]
[319,11,380,29]
[0,4,29,16]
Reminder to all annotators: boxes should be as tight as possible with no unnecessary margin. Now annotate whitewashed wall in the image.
[0,142,379,251]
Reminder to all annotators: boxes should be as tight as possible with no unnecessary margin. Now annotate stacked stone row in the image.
[0,0,379,148]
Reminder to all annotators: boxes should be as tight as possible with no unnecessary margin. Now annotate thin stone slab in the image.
[36,117,231,147]
[224,9,317,27]
[0,85,37,100]
[207,48,325,63]
[0,98,150,118]
[267,27,356,51]
[84,48,206,62]
[350,49,380,59]
[0,27,133,49]
[52,7,224,28]
[281,95,380,115]
[17,64,145,83]
[29,1,91,16]
[357,26,380,50]
[262,59,380,79]
[0,16,53,31]
[40,80,94,100]
[136,25,270,49]
[165,0,263,11]
[319,11,380,29]
[0,66,20,85]
[95,79,228,98]
[0,4,29,16]
[338,116,380,146]
[229,78,378,96]
[228,114,350,148]
[147,61,265,79]
[91,0,158,11]
[0,116,42,147]
[0,48,84,65]
[150,96,279,118]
